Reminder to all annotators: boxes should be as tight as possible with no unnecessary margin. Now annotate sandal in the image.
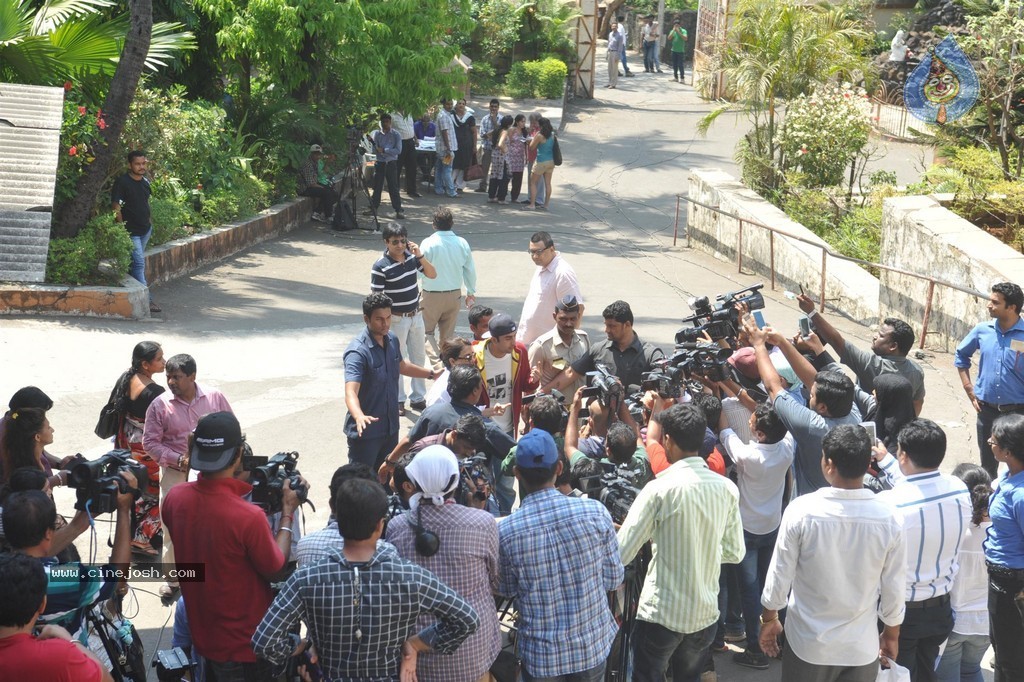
[131,540,159,557]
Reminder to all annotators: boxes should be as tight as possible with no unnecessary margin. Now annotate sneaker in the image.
[149,301,162,314]
[395,211,406,219]
[724,630,747,643]
[310,211,323,222]
[732,650,770,670]
[710,642,729,653]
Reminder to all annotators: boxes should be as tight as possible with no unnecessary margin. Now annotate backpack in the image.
[332,198,358,231]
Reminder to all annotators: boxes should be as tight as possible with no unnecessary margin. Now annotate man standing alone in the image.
[606,21,624,89]
[371,113,405,220]
[112,150,160,313]
[420,207,477,367]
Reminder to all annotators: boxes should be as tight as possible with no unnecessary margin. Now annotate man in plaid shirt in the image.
[497,428,624,681]
[252,478,479,680]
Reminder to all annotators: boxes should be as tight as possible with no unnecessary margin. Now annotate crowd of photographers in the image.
[2,277,1024,682]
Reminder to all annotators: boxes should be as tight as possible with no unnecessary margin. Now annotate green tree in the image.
[698,0,873,192]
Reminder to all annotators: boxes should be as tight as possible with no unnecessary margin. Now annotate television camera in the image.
[676,283,766,343]
[66,450,148,515]
[243,450,311,514]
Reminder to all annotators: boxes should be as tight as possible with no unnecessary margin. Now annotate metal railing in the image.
[673,195,988,348]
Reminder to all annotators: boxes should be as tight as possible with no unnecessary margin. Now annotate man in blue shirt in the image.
[497,429,624,681]
[371,114,405,220]
[344,293,438,468]
[419,207,477,367]
[955,282,1024,477]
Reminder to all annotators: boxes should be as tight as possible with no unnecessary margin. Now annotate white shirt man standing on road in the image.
[759,424,906,682]
[517,231,583,346]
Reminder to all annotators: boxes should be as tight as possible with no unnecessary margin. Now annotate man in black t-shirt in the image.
[112,150,160,313]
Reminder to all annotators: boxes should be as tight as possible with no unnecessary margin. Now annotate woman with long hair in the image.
[487,115,514,204]
[0,408,53,484]
[111,341,166,556]
[984,413,1024,680]
[451,99,477,192]
[526,117,555,210]
[507,114,527,203]
[866,374,915,454]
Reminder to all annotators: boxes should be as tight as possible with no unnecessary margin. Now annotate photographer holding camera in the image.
[618,404,744,681]
[3,467,137,636]
[565,386,652,487]
[162,411,302,680]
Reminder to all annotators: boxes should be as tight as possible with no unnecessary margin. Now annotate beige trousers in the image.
[159,465,187,585]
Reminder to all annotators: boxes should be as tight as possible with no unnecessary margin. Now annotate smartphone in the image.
[860,421,877,442]
[752,311,766,329]
[798,316,812,338]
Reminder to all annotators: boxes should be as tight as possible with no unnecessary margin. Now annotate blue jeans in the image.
[643,41,657,71]
[490,453,515,515]
[434,154,456,197]
[129,225,152,288]
[633,620,716,682]
[737,528,778,652]
[522,661,606,682]
[620,47,630,73]
[935,631,988,682]
[713,563,743,647]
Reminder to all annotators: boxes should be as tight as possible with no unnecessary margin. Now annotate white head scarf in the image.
[405,444,460,510]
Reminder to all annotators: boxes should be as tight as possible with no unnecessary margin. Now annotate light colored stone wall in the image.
[687,169,881,324]
[880,195,1020,352]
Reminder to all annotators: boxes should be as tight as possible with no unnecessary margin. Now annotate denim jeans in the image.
[897,600,954,682]
[633,620,716,682]
[490,452,515,515]
[347,432,399,470]
[737,528,778,652]
[521,661,606,682]
[672,51,685,80]
[643,41,657,70]
[390,312,425,403]
[989,571,1024,682]
[434,154,456,197]
[713,563,743,647]
[620,46,630,74]
[935,631,989,682]
[129,225,152,288]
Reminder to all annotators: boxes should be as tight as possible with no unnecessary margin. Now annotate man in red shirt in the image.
[0,552,110,682]
[162,411,301,680]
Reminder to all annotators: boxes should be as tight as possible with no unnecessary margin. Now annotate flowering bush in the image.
[55,88,109,208]
[777,83,871,188]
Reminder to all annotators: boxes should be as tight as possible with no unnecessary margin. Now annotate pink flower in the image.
[63,81,73,92]
[78,106,86,116]
[68,146,78,156]
[97,118,106,130]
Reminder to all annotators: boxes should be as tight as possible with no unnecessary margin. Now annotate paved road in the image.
[1,65,991,680]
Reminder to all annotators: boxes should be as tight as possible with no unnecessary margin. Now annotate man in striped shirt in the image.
[371,223,437,413]
[618,403,744,682]
[876,419,971,681]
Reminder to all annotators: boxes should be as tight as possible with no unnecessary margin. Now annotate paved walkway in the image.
[1,62,990,680]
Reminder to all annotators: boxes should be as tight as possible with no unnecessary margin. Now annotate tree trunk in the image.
[53,0,153,238]
[599,0,627,37]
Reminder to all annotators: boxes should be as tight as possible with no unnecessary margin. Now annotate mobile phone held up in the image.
[798,316,812,338]
[752,310,766,329]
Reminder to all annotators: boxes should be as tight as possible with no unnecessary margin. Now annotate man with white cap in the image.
[386,445,501,682]
[162,411,302,680]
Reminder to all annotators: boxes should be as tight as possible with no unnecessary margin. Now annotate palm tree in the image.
[698,0,873,190]
[0,0,194,85]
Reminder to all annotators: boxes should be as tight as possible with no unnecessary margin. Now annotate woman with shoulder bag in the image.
[526,117,556,210]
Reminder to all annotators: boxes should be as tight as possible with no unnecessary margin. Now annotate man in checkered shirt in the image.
[252,478,479,679]
[497,428,624,681]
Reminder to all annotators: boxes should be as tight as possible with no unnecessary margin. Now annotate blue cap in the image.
[515,429,559,469]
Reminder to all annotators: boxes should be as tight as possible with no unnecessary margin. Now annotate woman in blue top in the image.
[526,117,555,210]
[984,413,1024,681]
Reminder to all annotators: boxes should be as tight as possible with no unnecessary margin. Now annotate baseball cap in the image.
[190,412,243,472]
[488,312,517,338]
[309,144,323,153]
[555,295,580,312]
[727,347,760,380]
[515,429,559,469]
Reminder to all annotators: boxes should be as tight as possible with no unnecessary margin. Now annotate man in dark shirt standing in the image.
[371,113,405,219]
[112,150,160,313]
[345,293,439,468]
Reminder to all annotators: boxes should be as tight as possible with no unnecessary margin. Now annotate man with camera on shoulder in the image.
[565,386,652,488]
[162,411,303,680]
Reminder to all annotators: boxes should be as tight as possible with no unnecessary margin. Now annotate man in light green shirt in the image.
[618,403,744,681]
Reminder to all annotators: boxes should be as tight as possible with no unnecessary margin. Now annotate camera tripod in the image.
[336,130,380,232]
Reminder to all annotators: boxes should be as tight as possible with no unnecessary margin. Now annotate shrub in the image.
[504,58,567,99]
[201,189,241,227]
[46,213,132,285]
[150,197,196,246]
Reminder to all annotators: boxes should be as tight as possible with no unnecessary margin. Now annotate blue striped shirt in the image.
[370,251,423,314]
[877,469,971,601]
[497,488,623,678]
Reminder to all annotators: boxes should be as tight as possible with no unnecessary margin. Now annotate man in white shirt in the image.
[876,419,970,681]
[434,98,458,198]
[717,402,794,670]
[615,16,633,77]
[760,425,905,682]
[389,112,420,198]
[517,231,584,346]
[529,294,589,396]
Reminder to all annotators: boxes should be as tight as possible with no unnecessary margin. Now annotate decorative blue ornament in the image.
[904,35,979,124]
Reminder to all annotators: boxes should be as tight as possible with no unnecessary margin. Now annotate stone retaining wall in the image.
[0,196,313,320]
[687,169,881,325]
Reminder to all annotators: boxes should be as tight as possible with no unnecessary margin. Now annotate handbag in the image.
[465,158,485,181]
[94,380,125,439]
[552,135,563,166]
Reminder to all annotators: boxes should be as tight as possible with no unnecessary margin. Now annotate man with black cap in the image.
[498,429,624,681]
[162,411,302,680]
[531,294,589,396]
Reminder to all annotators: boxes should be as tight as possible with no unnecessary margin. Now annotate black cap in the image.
[190,412,243,472]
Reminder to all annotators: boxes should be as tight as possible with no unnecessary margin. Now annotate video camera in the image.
[676,283,766,343]
[580,462,644,525]
[245,451,311,514]
[670,342,736,383]
[457,453,492,507]
[66,450,147,515]
[580,363,623,405]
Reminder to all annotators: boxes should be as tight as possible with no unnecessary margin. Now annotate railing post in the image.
[737,218,744,273]
[920,280,936,350]
[819,248,827,312]
[769,231,776,290]
[673,195,680,247]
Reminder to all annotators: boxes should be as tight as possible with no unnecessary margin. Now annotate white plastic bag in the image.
[876,661,911,682]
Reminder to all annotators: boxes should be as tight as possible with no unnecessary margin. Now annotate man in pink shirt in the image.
[517,231,584,346]
[144,353,232,598]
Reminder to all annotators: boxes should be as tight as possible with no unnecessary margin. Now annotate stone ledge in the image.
[0,195,314,320]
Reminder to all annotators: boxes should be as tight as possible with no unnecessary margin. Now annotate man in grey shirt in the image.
[742,316,862,496]
[797,294,925,414]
